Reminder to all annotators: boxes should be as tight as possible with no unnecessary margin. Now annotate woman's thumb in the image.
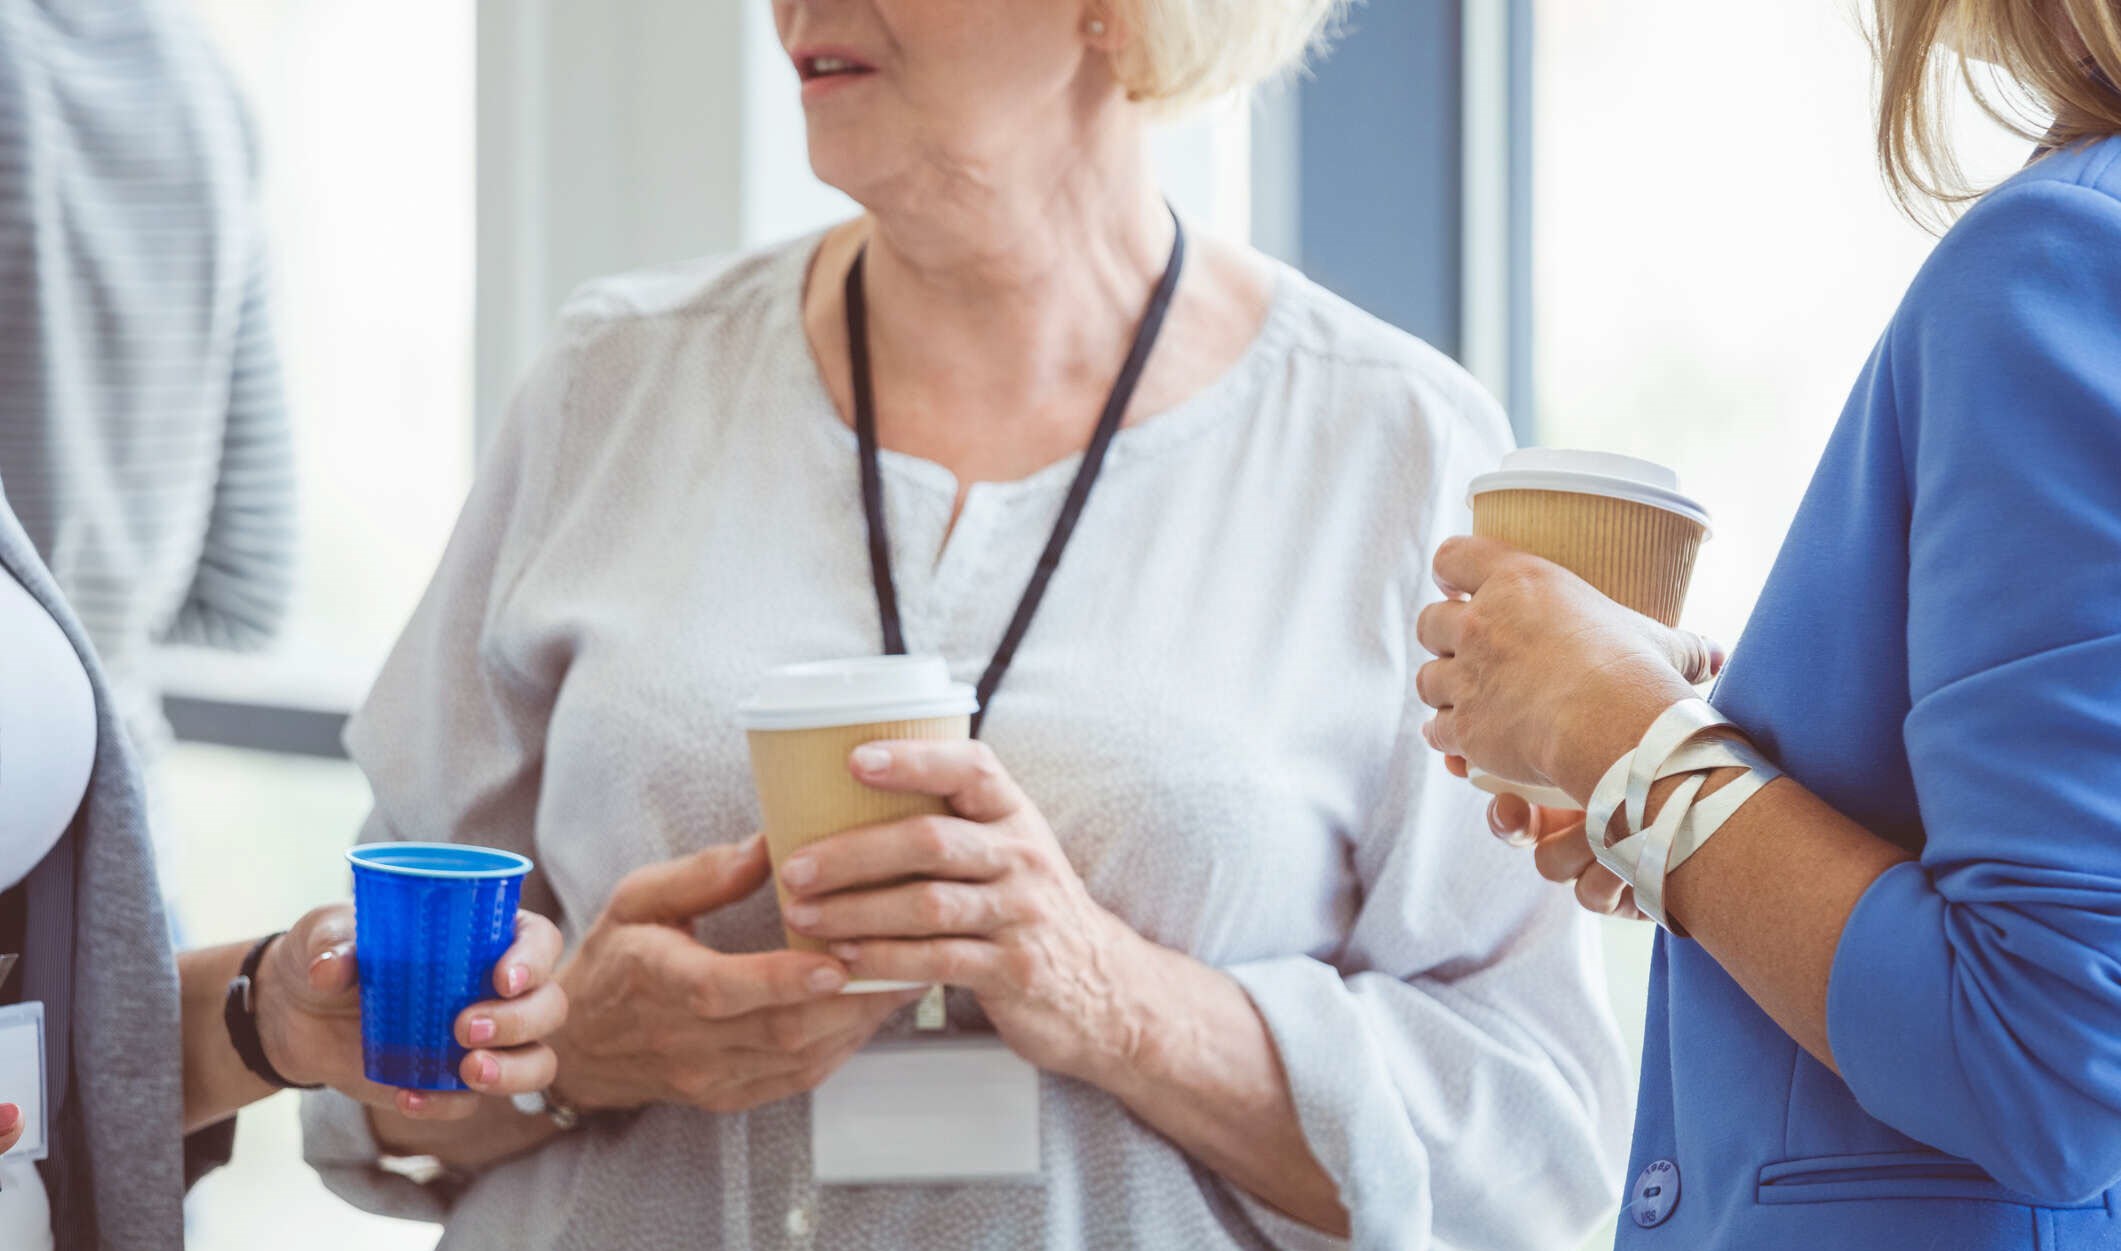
[608,834,772,925]
[1665,628,1726,686]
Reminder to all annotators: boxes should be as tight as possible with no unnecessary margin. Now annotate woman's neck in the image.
[854,116,1177,439]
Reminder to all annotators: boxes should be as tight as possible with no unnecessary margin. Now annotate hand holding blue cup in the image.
[348,843,535,1091]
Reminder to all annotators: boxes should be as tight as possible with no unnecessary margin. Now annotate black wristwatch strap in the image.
[224,932,322,1091]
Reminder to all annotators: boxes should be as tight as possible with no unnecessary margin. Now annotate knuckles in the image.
[966,740,1005,782]
[916,881,966,930]
[910,816,957,864]
[765,1011,810,1054]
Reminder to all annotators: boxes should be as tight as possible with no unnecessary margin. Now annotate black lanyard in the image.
[847,209,1185,737]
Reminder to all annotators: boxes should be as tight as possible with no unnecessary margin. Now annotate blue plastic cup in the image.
[347,843,533,1091]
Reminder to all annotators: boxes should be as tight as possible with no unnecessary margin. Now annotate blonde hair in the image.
[1107,0,1349,113]
[1873,0,2121,223]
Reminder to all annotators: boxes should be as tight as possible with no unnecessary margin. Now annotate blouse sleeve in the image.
[1226,385,1635,1250]
[302,318,583,1219]
[1825,176,2121,1205]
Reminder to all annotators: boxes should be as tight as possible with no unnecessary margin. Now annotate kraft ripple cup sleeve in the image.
[348,843,532,1091]
[738,656,978,994]
[1463,449,1713,808]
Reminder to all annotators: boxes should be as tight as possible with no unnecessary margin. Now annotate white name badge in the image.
[0,1002,49,1162]
[811,1037,1040,1185]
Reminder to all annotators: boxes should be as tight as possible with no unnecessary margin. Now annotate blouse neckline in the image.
[779,227,1302,502]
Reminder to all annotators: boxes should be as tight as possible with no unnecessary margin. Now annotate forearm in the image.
[367,1098,559,1171]
[1658,776,1911,1069]
[179,941,278,1133]
[1553,689,1913,1070]
[1098,942,1348,1237]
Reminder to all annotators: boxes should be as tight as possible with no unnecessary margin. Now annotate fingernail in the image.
[851,745,891,773]
[503,965,527,996]
[786,903,820,929]
[1487,804,1512,836]
[402,1092,429,1114]
[473,1054,500,1087]
[0,1104,19,1132]
[781,857,816,889]
[807,966,846,992]
[830,943,861,962]
[465,1016,497,1045]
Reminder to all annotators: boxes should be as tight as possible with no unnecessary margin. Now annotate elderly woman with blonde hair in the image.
[302,1,1630,1246]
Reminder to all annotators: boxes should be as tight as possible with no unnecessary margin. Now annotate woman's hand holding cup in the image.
[547,835,922,1115]
[779,739,1159,1088]
[255,902,569,1120]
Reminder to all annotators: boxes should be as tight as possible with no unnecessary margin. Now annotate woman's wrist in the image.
[1548,670,1700,806]
[252,933,326,1090]
[1071,929,1205,1102]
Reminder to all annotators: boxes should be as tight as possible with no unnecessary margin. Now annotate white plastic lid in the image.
[736,655,978,732]
[1468,448,1712,531]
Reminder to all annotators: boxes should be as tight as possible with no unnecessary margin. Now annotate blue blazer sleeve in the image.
[1826,174,2121,1204]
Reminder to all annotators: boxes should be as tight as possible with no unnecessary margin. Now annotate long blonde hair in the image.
[1873,0,2121,222]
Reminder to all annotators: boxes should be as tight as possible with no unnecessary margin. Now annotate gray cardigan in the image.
[0,491,190,1249]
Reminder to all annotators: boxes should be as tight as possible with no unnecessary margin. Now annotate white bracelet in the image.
[1584,698,1782,931]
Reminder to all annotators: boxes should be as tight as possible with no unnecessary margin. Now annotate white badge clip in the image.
[0,1000,50,1162]
[811,1037,1040,1185]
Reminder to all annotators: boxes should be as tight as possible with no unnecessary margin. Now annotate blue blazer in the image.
[1617,135,2121,1249]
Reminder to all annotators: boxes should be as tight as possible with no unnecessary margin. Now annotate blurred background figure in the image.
[0,0,297,891]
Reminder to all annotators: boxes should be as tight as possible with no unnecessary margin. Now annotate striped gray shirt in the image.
[0,0,295,760]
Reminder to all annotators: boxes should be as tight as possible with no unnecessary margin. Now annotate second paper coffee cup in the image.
[1467,448,1711,628]
[1462,449,1712,808]
[737,656,978,993]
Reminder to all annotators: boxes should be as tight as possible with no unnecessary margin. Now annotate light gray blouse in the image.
[304,234,1632,1251]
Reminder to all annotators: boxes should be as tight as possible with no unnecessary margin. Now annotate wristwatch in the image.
[511,1087,582,1130]
[224,931,323,1091]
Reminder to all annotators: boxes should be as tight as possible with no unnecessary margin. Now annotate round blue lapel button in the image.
[1630,1158,1681,1228]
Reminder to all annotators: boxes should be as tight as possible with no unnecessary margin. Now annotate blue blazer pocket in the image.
[1757,1152,2108,1209]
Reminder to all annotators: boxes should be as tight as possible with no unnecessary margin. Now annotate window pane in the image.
[188,0,475,695]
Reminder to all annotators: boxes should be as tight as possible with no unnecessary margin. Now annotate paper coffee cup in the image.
[737,657,978,994]
[1462,449,1712,809]
[1468,448,1710,628]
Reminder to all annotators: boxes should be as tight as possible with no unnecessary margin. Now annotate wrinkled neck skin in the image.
[851,80,1176,429]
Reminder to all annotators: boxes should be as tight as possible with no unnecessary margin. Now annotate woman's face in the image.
[771,0,1110,204]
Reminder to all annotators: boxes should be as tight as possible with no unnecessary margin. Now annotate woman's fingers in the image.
[1531,822,1598,886]
[672,945,851,1018]
[493,910,566,999]
[457,982,567,1050]
[306,939,358,995]
[0,1103,22,1154]
[1416,598,1468,658]
[787,879,1014,941]
[1573,864,1633,916]
[828,937,1001,990]
[1413,658,1459,711]
[734,990,923,1057]
[847,740,1025,824]
[1420,710,1462,756]
[1431,534,1517,598]
[607,834,771,926]
[395,1089,482,1121]
[781,815,1006,898]
[1487,794,1538,848]
[1663,627,1727,686]
[459,1042,559,1096]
